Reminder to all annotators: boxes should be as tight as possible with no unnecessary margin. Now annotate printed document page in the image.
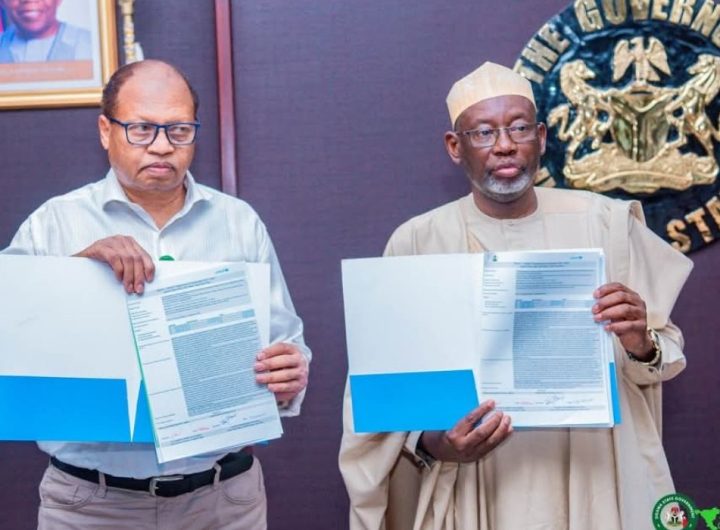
[343,250,617,432]
[127,262,282,463]
[476,249,614,427]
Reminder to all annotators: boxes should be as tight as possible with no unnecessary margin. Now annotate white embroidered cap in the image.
[446,62,536,126]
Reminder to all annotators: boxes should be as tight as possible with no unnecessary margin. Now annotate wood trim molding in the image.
[214,0,238,196]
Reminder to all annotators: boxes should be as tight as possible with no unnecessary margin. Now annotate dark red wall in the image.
[0,2,717,529]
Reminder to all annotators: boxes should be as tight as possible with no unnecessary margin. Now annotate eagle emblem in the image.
[548,37,720,194]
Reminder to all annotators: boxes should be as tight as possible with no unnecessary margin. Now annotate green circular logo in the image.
[653,493,698,530]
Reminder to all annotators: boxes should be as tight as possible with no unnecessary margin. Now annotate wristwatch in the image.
[415,433,437,468]
[626,328,662,366]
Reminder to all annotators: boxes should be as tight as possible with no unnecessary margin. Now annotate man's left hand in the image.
[593,282,654,360]
[254,343,309,403]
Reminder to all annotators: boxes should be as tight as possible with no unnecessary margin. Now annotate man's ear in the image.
[537,122,547,157]
[444,131,463,166]
[98,114,111,150]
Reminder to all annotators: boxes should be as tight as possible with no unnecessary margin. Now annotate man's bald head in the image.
[101,60,199,119]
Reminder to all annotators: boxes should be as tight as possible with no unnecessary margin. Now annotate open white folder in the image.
[0,256,270,449]
[342,249,621,433]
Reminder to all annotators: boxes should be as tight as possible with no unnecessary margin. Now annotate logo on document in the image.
[515,0,720,254]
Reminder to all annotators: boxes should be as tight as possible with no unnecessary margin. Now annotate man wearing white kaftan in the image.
[339,62,693,530]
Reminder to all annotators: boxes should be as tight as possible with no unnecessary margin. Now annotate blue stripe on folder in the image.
[608,363,622,425]
[132,380,154,443]
[350,370,478,433]
[0,375,131,442]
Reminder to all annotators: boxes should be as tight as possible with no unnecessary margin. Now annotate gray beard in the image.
[471,172,533,204]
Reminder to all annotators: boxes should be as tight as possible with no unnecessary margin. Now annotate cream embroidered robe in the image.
[340,188,693,530]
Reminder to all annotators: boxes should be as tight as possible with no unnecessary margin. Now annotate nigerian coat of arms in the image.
[515,0,720,253]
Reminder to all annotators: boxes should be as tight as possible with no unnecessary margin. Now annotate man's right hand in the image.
[74,236,155,294]
[419,400,512,463]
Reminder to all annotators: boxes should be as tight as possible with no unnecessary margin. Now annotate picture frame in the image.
[0,0,118,109]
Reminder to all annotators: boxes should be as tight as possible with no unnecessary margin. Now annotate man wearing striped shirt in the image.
[4,59,310,530]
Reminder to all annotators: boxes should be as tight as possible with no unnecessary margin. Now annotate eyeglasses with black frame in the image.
[456,122,540,149]
[106,117,201,146]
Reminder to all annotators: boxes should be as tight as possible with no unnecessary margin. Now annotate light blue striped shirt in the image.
[3,169,311,478]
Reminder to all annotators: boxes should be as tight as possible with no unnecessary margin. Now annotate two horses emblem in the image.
[549,37,720,194]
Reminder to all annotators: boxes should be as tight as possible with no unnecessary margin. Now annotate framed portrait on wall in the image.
[0,0,117,109]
